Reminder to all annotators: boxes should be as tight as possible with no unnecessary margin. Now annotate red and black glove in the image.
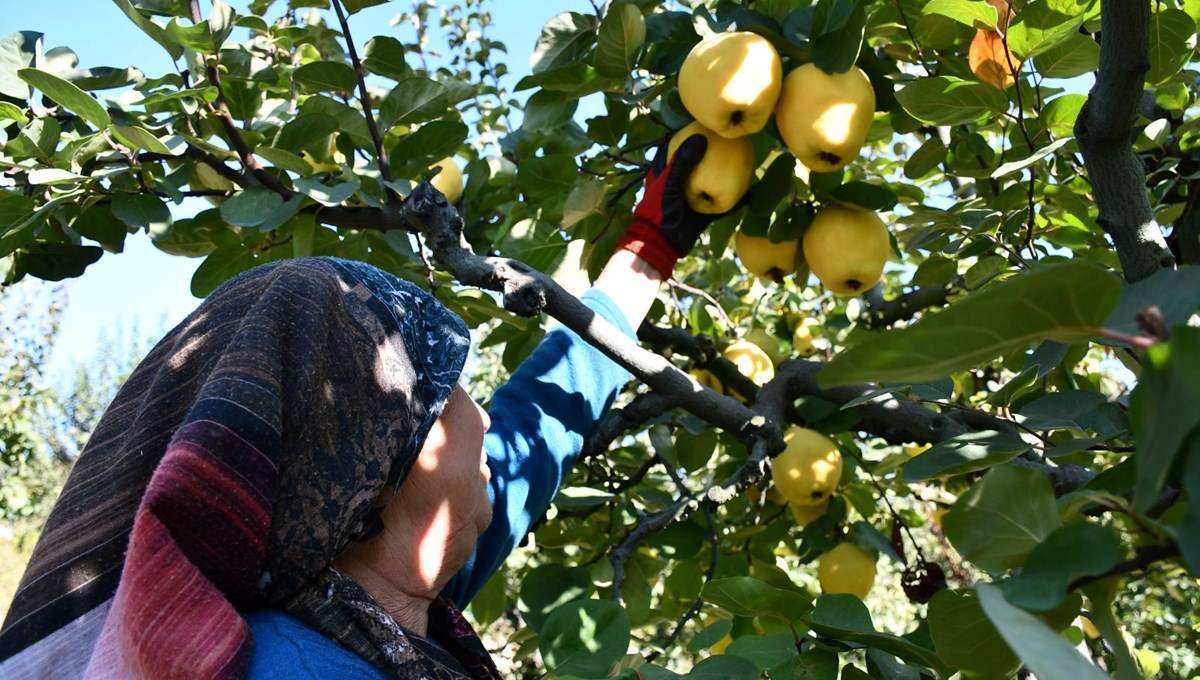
[617,134,721,277]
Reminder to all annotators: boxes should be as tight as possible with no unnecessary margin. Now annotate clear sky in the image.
[7,1,593,381]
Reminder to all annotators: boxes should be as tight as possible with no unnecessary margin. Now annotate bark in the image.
[1074,0,1175,282]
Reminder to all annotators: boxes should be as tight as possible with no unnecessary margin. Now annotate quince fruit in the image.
[775,63,875,172]
[744,327,786,366]
[668,122,755,214]
[721,339,775,391]
[735,230,798,283]
[770,426,842,506]
[689,368,723,393]
[803,204,890,296]
[792,317,820,357]
[678,31,782,138]
[817,543,876,600]
[429,157,463,204]
[789,498,830,526]
[969,29,1022,89]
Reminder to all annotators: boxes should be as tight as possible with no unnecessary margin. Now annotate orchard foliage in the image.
[4,0,1200,678]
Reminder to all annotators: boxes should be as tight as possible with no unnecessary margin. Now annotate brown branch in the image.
[637,322,716,360]
[1074,0,1175,281]
[581,392,679,462]
[403,181,778,448]
[859,279,960,330]
[190,0,292,198]
[644,504,718,663]
[330,0,393,189]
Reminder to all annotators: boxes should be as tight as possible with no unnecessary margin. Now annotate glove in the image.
[617,133,722,277]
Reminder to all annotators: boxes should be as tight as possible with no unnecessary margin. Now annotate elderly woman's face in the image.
[390,384,493,588]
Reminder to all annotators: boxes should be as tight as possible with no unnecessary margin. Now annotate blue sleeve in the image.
[443,290,635,607]
[245,610,388,679]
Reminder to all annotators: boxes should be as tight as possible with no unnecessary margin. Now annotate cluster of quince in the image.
[671,31,890,297]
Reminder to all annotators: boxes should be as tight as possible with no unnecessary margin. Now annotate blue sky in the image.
[8,1,594,380]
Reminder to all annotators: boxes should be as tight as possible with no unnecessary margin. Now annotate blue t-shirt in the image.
[248,289,635,674]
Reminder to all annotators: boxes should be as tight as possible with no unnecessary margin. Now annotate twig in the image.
[644,504,718,663]
[668,279,735,330]
[330,0,394,191]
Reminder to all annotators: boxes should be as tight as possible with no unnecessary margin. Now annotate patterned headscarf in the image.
[0,258,497,678]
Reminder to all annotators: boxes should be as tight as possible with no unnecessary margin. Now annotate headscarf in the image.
[0,257,498,678]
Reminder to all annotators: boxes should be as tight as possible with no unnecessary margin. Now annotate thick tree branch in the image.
[1172,190,1200,265]
[1074,0,1175,281]
[860,279,959,330]
[403,182,779,450]
[580,392,679,462]
[1068,543,1180,592]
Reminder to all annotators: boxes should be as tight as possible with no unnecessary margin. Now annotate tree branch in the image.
[860,279,959,330]
[581,392,679,462]
[330,0,393,190]
[1074,0,1175,282]
[402,182,779,449]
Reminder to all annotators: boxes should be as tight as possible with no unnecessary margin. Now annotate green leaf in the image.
[687,655,761,679]
[812,0,866,74]
[111,0,185,60]
[1041,94,1086,138]
[903,137,946,180]
[518,154,577,201]
[1130,327,1200,512]
[923,0,1000,30]
[0,31,39,100]
[293,177,360,206]
[943,466,1059,573]
[700,576,814,624]
[293,61,356,94]
[1148,8,1196,85]
[830,182,897,211]
[903,431,1031,482]
[928,590,1021,679]
[521,90,578,131]
[1173,441,1200,576]
[518,563,591,632]
[976,583,1110,680]
[274,112,338,154]
[643,11,701,75]
[110,124,172,154]
[896,76,1009,126]
[1104,266,1200,338]
[1003,522,1122,611]
[14,242,103,281]
[27,169,84,185]
[342,0,388,14]
[165,18,219,54]
[553,486,615,508]
[1033,32,1100,78]
[676,428,718,472]
[362,36,411,80]
[594,3,645,77]
[219,187,284,228]
[818,260,1122,387]
[391,120,468,175]
[809,595,950,675]
[852,521,903,563]
[1007,0,1094,59]
[986,364,1041,407]
[531,12,598,75]
[71,205,129,253]
[991,138,1071,178]
[254,146,314,176]
[1017,391,1114,433]
[0,101,28,125]
[111,193,172,239]
[539,599,631,678]
[191,245,259,297]
[379,78,448,130]
[18,68,111,128]
[563,177,608,231]
[499,219,566,273]
[726,633,802,672]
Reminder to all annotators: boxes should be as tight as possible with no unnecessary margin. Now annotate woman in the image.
[0,134,716,678]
